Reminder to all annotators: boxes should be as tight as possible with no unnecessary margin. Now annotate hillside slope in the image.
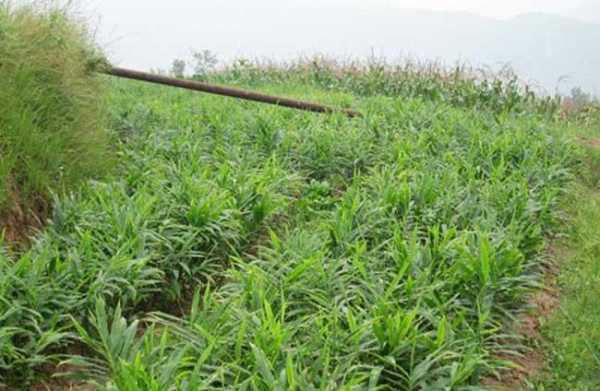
[0,66,578,389]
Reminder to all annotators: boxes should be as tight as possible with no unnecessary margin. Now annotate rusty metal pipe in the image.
[103,67,362,118]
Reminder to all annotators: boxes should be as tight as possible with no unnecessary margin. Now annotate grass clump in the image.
[0,1,111,237]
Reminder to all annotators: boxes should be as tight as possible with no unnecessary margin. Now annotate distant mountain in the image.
[478,13,600,95]
[101,5,600,95]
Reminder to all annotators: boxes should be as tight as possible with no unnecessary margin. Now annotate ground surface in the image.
[530,135,600,390]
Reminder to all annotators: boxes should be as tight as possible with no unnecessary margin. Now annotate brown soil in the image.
[482,246,568,390]
[29,379,95,391]
[577,136,600,150]
[1,181,48,247]
[1,378,94,391]
[1,207,43,245]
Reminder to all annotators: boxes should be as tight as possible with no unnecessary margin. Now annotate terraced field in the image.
[0,62,581,389]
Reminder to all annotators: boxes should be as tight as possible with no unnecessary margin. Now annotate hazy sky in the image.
[77,0,600,94]
[83,0,595,69]
[89,0,583,21]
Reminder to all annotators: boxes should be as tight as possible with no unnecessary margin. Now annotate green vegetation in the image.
[0,53,580,388]
[210,58,560,116]
[0,3,591,387]
[533,112,600,390]
[0,2,111,229]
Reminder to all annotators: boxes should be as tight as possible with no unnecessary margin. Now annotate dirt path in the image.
[481,248,564,390]
[483,136,600,390]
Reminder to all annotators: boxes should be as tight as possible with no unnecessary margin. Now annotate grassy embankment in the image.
[533,107,600,390]
[0,2,111,242]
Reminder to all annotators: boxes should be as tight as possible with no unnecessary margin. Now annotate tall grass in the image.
[0,1,111,235]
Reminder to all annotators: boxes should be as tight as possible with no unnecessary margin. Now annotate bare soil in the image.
[577,136,600,150]
[0,182,47,247]
[482,246,568,390]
